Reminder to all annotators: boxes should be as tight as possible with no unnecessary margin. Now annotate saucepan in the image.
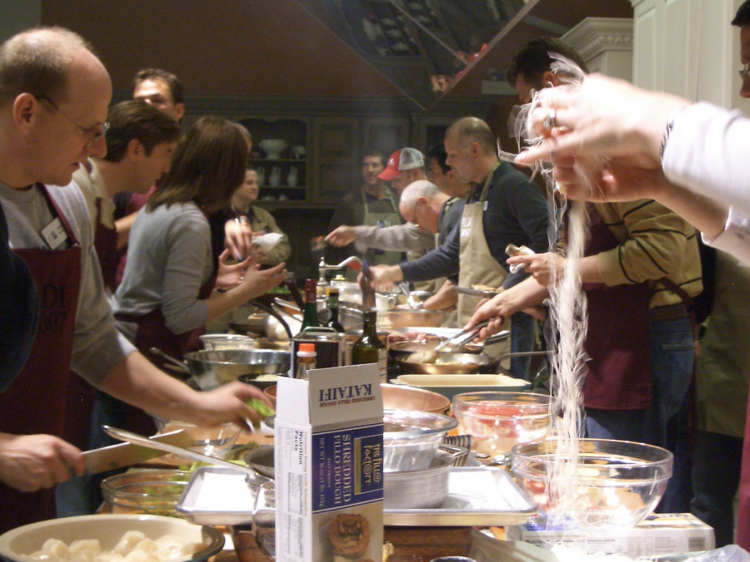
[388,339,483,362]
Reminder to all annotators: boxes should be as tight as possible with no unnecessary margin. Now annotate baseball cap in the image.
[378,147,425,181]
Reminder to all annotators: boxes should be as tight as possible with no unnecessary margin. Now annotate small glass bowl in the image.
[155,419,242,458]
[452,391,553,456]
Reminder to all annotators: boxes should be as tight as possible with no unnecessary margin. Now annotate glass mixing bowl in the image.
[452,391,553,456]
[512,438,674,528]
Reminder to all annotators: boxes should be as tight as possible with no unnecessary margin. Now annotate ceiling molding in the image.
[563,17,634,61]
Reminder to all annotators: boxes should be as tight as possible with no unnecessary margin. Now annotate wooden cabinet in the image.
[237,117,310,204]
[361,116,410,157]
[311,117,361,203]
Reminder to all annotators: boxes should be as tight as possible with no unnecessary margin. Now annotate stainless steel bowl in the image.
[381,383,450,414]
[243,445,275,478]
[387,309,445,329]
[384,409,457,472]
[184,349,290,388]
[383,448,456,509]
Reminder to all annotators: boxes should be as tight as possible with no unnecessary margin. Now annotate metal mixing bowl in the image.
[512,438,674,528]
[383,448,456,509]
[384,409,457,472]
[184,349,290,387]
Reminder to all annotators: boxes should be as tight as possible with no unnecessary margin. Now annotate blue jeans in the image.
[586,316,694,512]
[510,311,535,381]
[647,316,695,513]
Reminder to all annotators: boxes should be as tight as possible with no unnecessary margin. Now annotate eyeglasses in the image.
[740,64,750,80]
[37,96,110,147]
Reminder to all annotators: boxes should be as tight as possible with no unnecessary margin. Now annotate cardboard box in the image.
[507,513,715,558]
[275,365,384,562]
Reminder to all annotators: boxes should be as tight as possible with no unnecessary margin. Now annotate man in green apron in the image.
[326,150,404,278]
[368,119,549,379]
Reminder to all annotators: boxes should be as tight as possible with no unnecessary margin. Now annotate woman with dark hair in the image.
[113,116,286,368]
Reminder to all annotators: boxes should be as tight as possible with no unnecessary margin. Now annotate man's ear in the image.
[174,103,185,123]
[13,93,39,129]
[543,70,563,88]
[127,139,143,158]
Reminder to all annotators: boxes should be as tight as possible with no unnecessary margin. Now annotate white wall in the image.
[630,0,746,111]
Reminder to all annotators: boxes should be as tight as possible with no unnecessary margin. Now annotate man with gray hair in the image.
[0,27,271,531]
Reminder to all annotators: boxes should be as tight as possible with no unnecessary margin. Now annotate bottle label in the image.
[377,348,387,382]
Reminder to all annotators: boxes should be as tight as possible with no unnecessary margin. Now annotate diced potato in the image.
[69,541,101,556]
[70,550,97,562]
[94,553,125,562]
[123,550,157,562]
[133,539,156,555]
[113,532,147,556]
[42,539,70,561]
[28,550,53,562]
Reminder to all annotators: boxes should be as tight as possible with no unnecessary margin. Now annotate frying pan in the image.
[395,351,550,376]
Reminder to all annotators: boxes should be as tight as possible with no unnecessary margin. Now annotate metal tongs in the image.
[433,319,491,354]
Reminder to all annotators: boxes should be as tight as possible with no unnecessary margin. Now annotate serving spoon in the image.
[407,320,490,364]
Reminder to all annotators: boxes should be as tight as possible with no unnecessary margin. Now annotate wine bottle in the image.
[300,279,319,331]
[351,309,386,381]
[325,287,345,333]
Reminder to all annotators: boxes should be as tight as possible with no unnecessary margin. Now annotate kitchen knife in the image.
[82,429,195,474]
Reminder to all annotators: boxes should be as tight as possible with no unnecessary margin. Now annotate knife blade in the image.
[82,429,195,474]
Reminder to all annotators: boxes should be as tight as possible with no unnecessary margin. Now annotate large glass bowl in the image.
[512,439,674,528]
[383,409,457,472]
[452,391,553,456]
[101,470,192,517]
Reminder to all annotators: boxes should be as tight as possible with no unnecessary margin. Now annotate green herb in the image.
[246,398,275,429]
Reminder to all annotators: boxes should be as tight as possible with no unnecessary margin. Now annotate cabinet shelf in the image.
[249,158,306,163]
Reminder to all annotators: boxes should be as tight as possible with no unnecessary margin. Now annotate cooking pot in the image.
[383,448,459,509]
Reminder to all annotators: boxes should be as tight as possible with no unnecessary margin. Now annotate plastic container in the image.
[296,343,316,380]
[383,409,457,472]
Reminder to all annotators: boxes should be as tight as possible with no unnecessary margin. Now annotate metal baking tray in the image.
[176,466,257,526]
[177,466,535,528]
[384,467,536,526]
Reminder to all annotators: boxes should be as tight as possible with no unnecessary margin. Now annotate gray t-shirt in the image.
[0,181,135,387]
[114,201,213,341]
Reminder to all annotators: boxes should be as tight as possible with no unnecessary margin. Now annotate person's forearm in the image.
[115,212,138,250]
[99,352,201,423]
[423,280,457,310]
[577,255,604,284]
[655,182,728,239]
[497,276,549,317]
[354,224,434,253]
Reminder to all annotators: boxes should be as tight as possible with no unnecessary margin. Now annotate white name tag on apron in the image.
[41,217,68,250]
[460,215,473,240]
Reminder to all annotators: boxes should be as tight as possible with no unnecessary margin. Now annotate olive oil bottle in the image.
[351,309,386,381]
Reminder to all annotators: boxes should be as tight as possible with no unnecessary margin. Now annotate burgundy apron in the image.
[94,198,124,293]
[581,206,652,410]
[0,186,82,532]
[113,247,218,435]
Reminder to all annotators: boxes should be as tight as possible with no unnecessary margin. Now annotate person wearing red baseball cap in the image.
[378,147,427,193]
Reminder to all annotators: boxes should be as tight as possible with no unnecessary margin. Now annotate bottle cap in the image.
[299,343,316,353]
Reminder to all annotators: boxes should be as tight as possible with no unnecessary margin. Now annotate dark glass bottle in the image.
[351,309,386,381]
[300,279,319,331]
[325,287,345,333]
